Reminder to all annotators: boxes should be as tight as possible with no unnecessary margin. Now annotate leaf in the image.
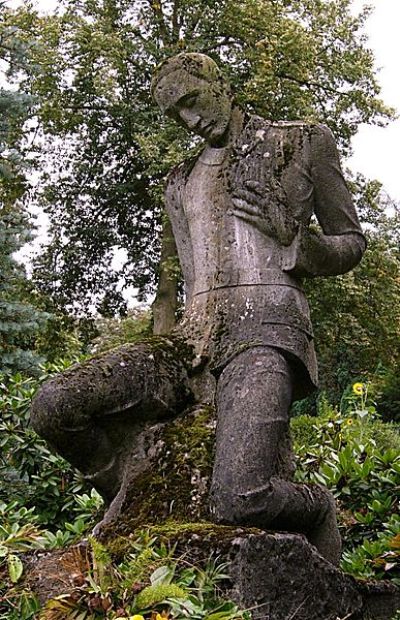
[204,613,239,620]
[7,553,24,583]
[150,564,175,586]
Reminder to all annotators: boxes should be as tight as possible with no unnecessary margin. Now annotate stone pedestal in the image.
[23,526,400,620]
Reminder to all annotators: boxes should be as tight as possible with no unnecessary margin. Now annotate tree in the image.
[305,177,400,397]
[0,1,48,375]
[7,0,392,330]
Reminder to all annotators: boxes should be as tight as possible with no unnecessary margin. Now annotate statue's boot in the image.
[31,338,193,505]
[210,346,341,565]
[212,476,341,565]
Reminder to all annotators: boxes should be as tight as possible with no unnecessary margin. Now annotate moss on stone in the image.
[106,520,261,560]
[100,405,216,542]
[136,583,186,608]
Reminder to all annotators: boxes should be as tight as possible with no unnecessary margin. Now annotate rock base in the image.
[21,526,400,620]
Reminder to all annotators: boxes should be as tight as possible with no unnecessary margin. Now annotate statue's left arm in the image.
[290,124,366,277]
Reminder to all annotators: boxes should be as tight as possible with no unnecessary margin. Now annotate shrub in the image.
[0,364,103,531]
[292,385,400,581]
[374,365,400,423]
[90,307,152,354]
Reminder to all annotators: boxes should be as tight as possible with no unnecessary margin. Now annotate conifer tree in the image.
[0,1,48,375]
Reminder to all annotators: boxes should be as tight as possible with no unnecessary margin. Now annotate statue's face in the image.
[155,71,232,146]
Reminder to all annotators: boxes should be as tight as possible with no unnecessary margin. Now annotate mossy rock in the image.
[99,405,216,540]
[106,521,260,559]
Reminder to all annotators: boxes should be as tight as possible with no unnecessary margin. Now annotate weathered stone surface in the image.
[225,532,362,620]
[30,336,194,505]
[30,52,368,566]
[20,527,400,620]
[96,405,215,535]
[141,526,400,620]
[357,581,400,620]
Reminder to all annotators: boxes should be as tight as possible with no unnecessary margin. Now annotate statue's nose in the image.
[179,108,201,130]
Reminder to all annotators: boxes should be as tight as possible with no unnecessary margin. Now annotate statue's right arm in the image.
[164,164,195,302]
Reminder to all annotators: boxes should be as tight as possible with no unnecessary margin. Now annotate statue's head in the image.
[151,53,232,146]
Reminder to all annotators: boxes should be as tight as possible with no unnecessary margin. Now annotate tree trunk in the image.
[152,213,179,334]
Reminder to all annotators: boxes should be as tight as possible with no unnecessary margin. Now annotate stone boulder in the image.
[21,525,400,620]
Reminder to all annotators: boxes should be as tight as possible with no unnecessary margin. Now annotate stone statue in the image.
[31,53,366,565]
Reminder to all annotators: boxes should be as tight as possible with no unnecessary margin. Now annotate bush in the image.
[292,384,400,582]
[90,307,152,354]
[1,533,252,619]
[1,364,399,594]
[0,364,103,531]
[374,365,400,423]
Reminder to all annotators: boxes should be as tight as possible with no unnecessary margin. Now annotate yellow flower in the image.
[347,419,353,425]
[130,616,145,620]
[352,382,364,396]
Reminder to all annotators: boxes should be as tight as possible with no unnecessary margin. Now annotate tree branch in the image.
[146,0,170,45]
[172,0,181,40]
[276,71,348,98]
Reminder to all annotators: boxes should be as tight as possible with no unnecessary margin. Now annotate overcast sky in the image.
[7,0,400,203]
[348,0,400,202]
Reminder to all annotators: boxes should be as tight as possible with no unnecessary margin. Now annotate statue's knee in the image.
[30,379,84,443]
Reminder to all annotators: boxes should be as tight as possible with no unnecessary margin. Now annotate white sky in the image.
[348,0,400,202]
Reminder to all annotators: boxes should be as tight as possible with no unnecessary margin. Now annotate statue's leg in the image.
[31,339,192,503]
[210,347,341,565]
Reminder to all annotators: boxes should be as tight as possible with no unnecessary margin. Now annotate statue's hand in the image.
[230,180,299,246]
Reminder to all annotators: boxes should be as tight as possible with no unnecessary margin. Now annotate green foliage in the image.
[292,386,400,582]
[0,366,103,532]
[374,364,400,423]
[0,589,41,620]
[0,362,104,620]
[305,178,400,397]
[135,583,187,609]
[0,500,46,586]
[91,307,152,354]
[35,536,251,619]
[341,514,400,584]
[0,205,50,376]
[0,1,35,187]
[0,3,51,375]
[1,352,399,614]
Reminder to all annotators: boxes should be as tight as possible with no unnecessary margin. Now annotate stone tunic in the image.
[165,116,365,399]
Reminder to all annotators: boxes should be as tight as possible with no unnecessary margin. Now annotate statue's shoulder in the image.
[165,158,195,197]
[166,156,197,191]
[244,117,335,154]
[271,120,334,141]
[165,155,199,211]
[249,116,330,136]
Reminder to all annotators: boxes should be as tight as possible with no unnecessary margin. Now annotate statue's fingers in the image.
[231,189,259,206]
[244,180,264,196]
[231,208,262,225]
[231,198,259,215]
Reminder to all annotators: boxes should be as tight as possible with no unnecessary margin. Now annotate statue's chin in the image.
[205,124,230,147]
